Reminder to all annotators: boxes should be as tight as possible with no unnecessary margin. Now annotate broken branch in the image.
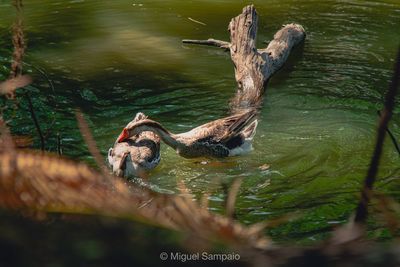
[182,38,230,50]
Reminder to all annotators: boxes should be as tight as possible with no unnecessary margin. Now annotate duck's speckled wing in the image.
[178,110,257,144]
[173,110,257,157]
[130,131,161,168]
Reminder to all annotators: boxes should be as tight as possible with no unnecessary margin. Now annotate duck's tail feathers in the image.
[226,109,258,137]
[133,112,148,122]
[242,119,258,140]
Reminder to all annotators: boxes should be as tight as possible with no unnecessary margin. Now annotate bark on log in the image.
[182,5,305,113]
[229,5,305,112]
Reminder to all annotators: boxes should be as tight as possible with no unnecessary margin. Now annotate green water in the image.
[1,0,400,243]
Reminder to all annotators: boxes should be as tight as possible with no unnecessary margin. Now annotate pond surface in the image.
[1,0,400,243]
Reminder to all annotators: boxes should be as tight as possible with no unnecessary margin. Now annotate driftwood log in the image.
[183,5,305,112]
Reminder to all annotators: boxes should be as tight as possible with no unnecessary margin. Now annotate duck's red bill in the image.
[117,128,129,143]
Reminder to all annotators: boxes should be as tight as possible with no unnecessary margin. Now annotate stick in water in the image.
[354,47,400,223]
[188,17,206,26]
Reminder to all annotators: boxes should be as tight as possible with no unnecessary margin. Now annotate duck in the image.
[107,112,160,178]
[116,109,258,158]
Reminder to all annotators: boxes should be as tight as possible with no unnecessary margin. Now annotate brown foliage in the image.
[0,147,271,251]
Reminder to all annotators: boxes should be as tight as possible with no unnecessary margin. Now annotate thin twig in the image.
[188,17,206,26]
[377,110,400,157]
[354,47,400,223]
[182,38,230,50]
[10,22,24,79]
[10,0,24,80]
[226,178,243,218]
[75,109,111,183]
[57,132,62,155]
[25,92,45,151]
[22,62,59,147]
[10,0,45,152]
[22,62,56,94]
[9,0,25,97]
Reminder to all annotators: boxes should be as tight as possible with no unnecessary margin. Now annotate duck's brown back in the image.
[108,130,160,178]
[129,131,160,166]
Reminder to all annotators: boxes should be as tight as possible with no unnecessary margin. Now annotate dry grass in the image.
[0,142,271,252]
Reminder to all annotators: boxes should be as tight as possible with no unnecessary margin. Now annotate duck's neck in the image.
[134,122,181,149]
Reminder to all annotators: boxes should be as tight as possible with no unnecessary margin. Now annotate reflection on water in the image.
[1,0,400,242]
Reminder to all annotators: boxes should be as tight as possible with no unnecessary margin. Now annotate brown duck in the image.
[116,109,258,158]
[108,112,160,178]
